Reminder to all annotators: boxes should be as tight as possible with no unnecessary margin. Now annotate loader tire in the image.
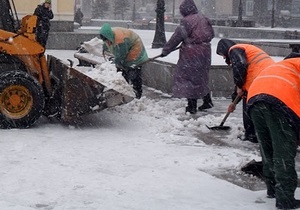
[0,71,45,129]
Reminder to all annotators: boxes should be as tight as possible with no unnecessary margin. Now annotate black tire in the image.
[0,53,26,73]
[0,71,45,129]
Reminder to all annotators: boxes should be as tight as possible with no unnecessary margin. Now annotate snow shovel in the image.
[136,46,181,67]
[137,54,163,66]
[206,95,241,130]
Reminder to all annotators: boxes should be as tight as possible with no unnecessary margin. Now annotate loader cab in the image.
[0,0,19,32]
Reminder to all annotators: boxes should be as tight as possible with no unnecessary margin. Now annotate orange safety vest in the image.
[229,44,275,91]
[247,58,300,118]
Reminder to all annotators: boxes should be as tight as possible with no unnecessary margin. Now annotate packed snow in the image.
[0,28,298,210]
[75,63,136,98]
[80,37,104,57]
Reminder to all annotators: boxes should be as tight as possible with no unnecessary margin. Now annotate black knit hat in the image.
[216,39,236,65]
[216,39,236,56]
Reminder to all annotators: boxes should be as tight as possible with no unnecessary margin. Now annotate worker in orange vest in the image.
[216,39,275,143]
[247,54,300,209]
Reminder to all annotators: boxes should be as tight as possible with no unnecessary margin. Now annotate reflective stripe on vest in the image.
[229,44,275,91]
[247,60,300,118]
[248,52,272,66]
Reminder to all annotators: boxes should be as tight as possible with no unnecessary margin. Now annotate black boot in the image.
[276,199,300,209]
[241,134,258,143]
[131,67,143,99]
[186,99,197,114]
[198,93,214,111]
[266,179,276,198]
[134,88,142,99]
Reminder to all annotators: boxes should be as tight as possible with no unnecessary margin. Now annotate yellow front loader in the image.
[0,1,133,128]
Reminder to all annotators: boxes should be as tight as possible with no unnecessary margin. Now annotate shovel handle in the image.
[219,112,230,127]
[147,54,163,62]
[136,55,161,67]
[219,95,241,126]
[137,46,181,67]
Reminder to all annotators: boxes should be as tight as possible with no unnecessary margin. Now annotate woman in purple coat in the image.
[161,0,214,114]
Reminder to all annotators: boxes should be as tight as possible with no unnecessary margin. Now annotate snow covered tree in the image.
[92,0,110,19]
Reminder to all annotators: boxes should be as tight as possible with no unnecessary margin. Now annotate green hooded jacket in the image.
[99,23,148,68]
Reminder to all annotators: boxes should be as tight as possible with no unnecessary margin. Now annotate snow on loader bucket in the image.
[0,10,133,128]
[47,55,134,123]
[0,54,133,129]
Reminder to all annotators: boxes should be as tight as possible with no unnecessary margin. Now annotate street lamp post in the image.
[237,0,243,27]
[152,0,166,48]
[271,0,275,28]
[172,0,175,22]
[132,0,136,22]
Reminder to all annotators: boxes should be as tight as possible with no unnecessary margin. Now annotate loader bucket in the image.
[47,55,134,123]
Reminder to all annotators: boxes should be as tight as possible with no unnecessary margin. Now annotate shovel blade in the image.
[206,125,231,130]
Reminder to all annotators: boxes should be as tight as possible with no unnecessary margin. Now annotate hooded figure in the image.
[216,39,236,65]
[74,8,84,26]
[161,0,214,114]
[216,38,275,143]
[247,56,300,209]
[99,23,148,99]
[99,23,148,69]
[33,0,54,47]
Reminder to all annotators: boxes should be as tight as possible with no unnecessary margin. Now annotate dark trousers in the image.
[242,97,256,137]
[36,26,50,47]
[120,67,143,98]
[187,98,197,108]
[250,102,298,203]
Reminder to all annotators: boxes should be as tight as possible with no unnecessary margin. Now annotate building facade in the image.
[74,0,300,28]
[13,0,75,31]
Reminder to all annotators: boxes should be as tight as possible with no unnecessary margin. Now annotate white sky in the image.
[0,29,296,210]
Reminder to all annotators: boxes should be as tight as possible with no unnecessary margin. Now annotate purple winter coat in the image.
[162,0,214,99]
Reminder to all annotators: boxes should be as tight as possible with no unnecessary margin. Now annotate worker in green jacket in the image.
[99,23,148,99]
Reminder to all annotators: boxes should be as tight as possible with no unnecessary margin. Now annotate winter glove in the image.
[116,64,125,71]
[108,56,115,62]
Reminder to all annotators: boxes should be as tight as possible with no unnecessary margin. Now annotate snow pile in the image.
[81,37,104,57]
[75,62,136,97]
[19,30,294,210]
[9,42,288,210]
[115,90,247,148]
[74,37,107,65]
[73,52,106,65]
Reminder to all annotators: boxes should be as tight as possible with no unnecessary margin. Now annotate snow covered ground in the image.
[0,29,297,210]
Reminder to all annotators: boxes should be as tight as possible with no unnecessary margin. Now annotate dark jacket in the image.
[229,44,274,91]
[74,8,84,25]
[217,39,274,101]
[162,0,214,99]
[34,3,54,30]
